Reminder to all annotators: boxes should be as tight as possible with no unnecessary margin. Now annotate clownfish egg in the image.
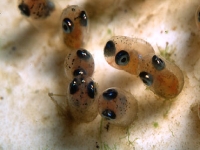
[98,87,138,127]
[139,53,184,99]
[67,76,98,123]
[64,49,94,79]
[60,5,88,49]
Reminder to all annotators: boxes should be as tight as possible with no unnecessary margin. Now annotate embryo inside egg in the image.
[64,49,95,79]
[98,87,138,127]
[138,53,184,99]
[60,5,88,49]
[67,76,98,123]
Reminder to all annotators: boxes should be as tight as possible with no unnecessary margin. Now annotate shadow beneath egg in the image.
[0,24,44,63]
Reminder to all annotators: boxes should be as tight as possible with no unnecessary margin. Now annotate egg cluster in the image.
[104,36,184,99]
[64,49,98,123]
[17,0,190,127]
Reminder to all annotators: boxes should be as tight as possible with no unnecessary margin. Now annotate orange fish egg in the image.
[18,0,55,19]
[104,36,155,75]
[67,76,98,123]
[98,87,138,127]
[64,49,94,79]
[60,5,88,49]
[195,5,200,30]
[139,53,184,99]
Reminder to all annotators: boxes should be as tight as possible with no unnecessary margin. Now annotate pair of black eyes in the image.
[115,52,166,68]
[73,49,91,77]
[104,40,166,70]
[101,88,118,120]
[105,45,165,86]
[72,49,91,76]
[69,78,96,98]
[139,56,165,86]
[115,52,165,70]
[115,53,165,72]
[104,41,130,66]
[62,11,87,33]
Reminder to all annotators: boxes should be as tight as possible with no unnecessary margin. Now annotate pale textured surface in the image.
[0,0,200,150]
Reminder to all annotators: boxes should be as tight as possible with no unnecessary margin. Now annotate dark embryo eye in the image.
[115,50,130,66]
